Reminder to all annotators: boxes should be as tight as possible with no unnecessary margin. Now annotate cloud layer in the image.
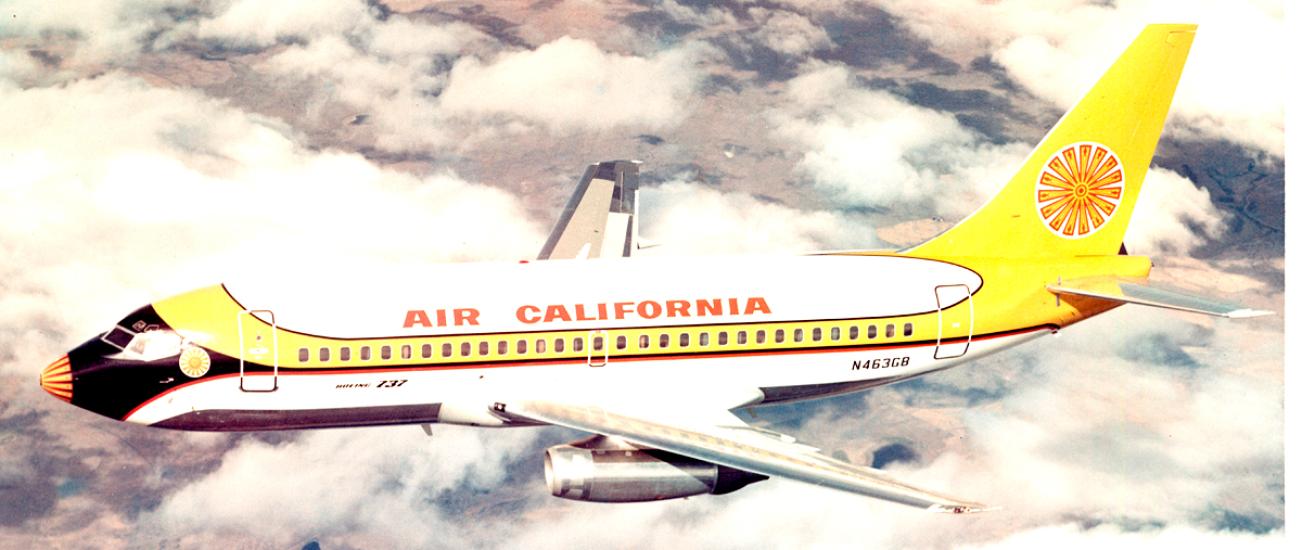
[0,72,542,376]
[871,0,1285,155]
[441,37,712,133]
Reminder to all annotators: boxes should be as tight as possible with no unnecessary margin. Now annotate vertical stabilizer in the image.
[909,24,1195,258]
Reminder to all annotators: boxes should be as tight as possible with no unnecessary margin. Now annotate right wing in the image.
[537,160,640,260]
[499,399,993,513]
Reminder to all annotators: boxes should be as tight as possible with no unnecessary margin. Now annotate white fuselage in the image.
[110,254,1045,429]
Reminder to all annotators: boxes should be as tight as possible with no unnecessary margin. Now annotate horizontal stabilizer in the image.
[1047,277,1272,318]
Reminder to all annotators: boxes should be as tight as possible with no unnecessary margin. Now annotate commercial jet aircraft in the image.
[41,24,1267,513]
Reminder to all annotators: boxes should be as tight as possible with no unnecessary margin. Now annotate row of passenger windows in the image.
[296,323,913,363]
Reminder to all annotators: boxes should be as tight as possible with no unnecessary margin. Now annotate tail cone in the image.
[41,355,73,402]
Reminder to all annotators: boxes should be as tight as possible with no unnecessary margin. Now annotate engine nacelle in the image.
[544,440,768,502]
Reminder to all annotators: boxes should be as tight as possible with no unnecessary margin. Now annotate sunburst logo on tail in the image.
[1035,142,1125,239]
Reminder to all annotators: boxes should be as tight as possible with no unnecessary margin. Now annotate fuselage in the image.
[46,251,1149,431]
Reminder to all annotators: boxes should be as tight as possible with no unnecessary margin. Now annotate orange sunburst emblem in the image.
[179,346,211,378]
[1035,142,1125,239]
[41,355,73,402]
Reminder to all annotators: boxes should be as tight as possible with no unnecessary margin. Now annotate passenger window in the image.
[402,345,412,359]
[660,334,670,348]
[479,341,489,356]
[517,339,527,354]
[593,337,604,351]
[460,342,471,356]
[361,346,372,360]
[699,332,709,346]
[680,333,690,347]
[319,347,330,361]
[812,327,822,341]
[737,331,747,345]
[775,329,785,343]
[718,331,729,345]
[831,327,840,341]
[639,334,649,349]
[756,330,766,344]
[794,328,804,342]
[886,324,895,338]
[849,326,859,340]
[340,347,351,361]
[536,339,546,353]
[867,325,877,339]
[420,344,431,359]
[574,337,584,352]
[442,343,452,357]
[555,338,565,352]
[616,335,627,350]
[904,323,913,337]
[298,348,309,362]
[381,345,392,360]
[498,341,508,355]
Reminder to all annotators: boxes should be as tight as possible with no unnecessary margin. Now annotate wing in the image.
[537,160,640,260]
[1047,276,1272,318]
[497,400,992,513]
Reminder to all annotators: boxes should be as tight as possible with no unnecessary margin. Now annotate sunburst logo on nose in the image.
[41,356,73,402]
[179,346,211,378]
[1035,142,1125,239]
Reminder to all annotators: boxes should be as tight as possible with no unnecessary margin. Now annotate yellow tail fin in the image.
[910,24,1196,258]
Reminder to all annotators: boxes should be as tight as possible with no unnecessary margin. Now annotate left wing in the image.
[536,160,640,260]
[497,400,992,513]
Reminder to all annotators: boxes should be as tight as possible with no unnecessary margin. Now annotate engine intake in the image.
[544,439,767,502]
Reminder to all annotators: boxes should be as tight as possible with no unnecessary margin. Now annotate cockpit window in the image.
[104,327,183,362]
[102,326,136,349]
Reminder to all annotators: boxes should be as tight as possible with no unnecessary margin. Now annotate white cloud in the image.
[260,35,446,150]
[0,49,43,84]
[767,62,1030,218]
[193,0,373,49]
[440,36,712,133]
[1126,166,1225,255]
[638,180,881,255]
[214,8,496,153]
[148,426,542,548]
[957,523,1283,549]
[657,0,740,29]
[3,0,497,153]
[0,0,186,68]
[944,306,1282,536]
[871,0,1285,155]
[0,72,542,376]
[748,8,833,56]
[366,16,487,60]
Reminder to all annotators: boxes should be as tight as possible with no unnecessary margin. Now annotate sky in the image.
[0,1,1288,548]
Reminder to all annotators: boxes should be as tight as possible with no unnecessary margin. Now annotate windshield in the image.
[101,325,184,362]
[100,305,186,362]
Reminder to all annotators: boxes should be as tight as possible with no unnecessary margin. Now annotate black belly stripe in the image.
[150,403,445,431]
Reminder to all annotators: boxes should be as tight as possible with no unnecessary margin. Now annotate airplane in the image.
[40,24,1269,513]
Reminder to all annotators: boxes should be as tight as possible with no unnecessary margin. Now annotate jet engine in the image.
[544,437,767,502]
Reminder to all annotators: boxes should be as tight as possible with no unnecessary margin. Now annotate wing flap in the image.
[1047,276,1271,318]
[503,400,992,513]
